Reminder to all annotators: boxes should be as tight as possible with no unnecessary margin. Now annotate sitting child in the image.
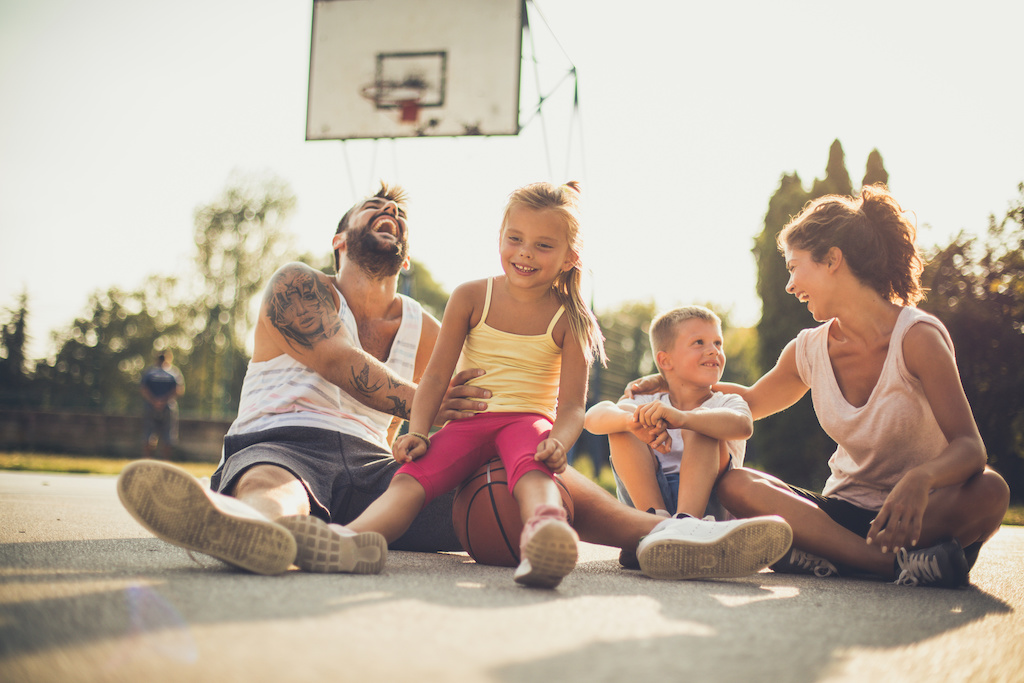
[585,306,750,520]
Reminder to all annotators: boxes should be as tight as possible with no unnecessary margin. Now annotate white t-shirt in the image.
[619,391,751,475]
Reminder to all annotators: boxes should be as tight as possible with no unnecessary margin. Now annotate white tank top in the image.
[226,293,422,451]
[796,306,953,510]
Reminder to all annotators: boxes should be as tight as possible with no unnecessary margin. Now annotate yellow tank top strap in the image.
[480,277,494,324]
[545,304,566,337]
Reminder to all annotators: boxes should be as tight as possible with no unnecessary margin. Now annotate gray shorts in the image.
[211,426,460,552]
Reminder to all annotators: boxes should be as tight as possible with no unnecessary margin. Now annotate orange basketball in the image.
[452,457,574,567]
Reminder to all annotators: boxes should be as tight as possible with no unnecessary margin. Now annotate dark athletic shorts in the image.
[211,426,460,552]
[784,483,879,539]
[785,482,982,569]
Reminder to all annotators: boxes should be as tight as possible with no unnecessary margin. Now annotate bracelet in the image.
[408,431,432,449]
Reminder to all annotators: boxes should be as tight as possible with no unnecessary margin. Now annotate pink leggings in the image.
[396,412,555,503]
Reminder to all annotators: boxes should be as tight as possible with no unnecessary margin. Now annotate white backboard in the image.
[307,0,523,140]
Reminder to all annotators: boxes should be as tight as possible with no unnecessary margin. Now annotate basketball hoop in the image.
[398,99,421,124]
[360,79,427,126]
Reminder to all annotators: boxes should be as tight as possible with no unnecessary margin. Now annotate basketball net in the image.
[399,99,421,124]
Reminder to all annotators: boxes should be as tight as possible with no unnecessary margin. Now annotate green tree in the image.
[188,173,297,417]
[33,276,188,414]
[862,148,889,188]
[400,259,450,321]
[0,291,30,407]
[749,140,867,487]
[920,182,1024,500]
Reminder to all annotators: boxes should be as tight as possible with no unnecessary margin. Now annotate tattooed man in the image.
[117,183,750,577]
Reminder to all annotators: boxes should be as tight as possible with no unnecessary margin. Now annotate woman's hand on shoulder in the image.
[624,374,666,399]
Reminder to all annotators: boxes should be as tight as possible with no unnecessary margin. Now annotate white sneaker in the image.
[117,460,297,575]
[277,515,388,574]
[637,514,793,580]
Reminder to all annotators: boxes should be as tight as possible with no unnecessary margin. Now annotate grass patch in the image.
[2,450,1021,527]
[0,452,217,479]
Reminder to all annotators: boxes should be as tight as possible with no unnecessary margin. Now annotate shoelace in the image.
[894,547,940,586]
[788,549,837,577]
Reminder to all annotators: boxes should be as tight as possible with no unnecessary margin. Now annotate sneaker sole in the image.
[514,522,578,589]
[277,515,387,574]
[116,460,297,575]
[638,516,793,580]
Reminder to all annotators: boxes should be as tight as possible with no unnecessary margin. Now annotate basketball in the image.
[452,457,574,567]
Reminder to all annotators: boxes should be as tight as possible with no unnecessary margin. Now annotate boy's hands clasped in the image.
[628,401,676,454]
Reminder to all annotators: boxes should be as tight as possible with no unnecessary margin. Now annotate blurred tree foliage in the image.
[187,173,297,416]
[0,292,30,407]
[749,139,859,487]
[920,182,1024,500]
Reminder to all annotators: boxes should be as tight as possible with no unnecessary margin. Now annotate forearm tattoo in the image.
[265,267,342,350]
[350,363,410,419]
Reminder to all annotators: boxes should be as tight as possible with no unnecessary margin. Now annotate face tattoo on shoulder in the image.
[266,266,342,351]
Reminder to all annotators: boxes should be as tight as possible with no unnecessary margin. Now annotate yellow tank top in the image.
[456,278,565,421]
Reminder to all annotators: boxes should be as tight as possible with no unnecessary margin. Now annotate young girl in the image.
[703,185,1009,587]
[346,181,605,588]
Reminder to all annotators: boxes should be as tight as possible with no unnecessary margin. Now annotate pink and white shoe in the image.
[513,504,579,588]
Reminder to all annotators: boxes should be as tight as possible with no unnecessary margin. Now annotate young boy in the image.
[585,306,751,520]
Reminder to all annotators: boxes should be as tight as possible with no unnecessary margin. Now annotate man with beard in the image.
[117,182,791,578]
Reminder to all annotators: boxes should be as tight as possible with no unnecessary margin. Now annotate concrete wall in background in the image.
[0,409,229,462]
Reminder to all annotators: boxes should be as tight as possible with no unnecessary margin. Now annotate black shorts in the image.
[786,482,982,568]
[785,483,878,538]
[212,426,460,552]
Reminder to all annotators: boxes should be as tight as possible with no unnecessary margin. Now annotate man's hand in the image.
[434,368,490,425]
[534,437,567,474]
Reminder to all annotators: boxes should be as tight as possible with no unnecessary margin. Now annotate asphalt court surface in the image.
[2,470,1022,683]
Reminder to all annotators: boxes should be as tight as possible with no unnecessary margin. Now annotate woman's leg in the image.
[915,467,1009,550]
[717,468,895,578]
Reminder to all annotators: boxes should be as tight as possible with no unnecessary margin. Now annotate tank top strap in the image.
[480,277,494,323]
[545,304,566,336]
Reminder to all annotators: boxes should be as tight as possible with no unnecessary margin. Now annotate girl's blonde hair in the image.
[501,181,606,365]
[779,184,925,306]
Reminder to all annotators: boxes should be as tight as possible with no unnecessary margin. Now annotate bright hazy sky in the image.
[2,0,1022,360]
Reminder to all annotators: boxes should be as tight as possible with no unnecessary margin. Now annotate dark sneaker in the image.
[894,539,969,588]
[771,548,840,578]
[117,460,297,575]
[277,515,387,574]
[637,515,793,580]
[514,504,578,588]
[618,547,640,570]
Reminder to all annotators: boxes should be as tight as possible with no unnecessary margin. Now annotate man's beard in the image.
[346,228,408,279]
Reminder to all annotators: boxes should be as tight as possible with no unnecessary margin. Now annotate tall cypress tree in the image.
[749,140,876,488]
[862,148,889,188]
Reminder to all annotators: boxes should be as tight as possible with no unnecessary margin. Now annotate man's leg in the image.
[229,464,311,520]
[560,466,659,553]
[117,460,298,575]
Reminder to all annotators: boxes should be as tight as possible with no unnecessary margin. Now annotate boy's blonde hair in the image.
[649,306,721,374]
[501,181,606,366]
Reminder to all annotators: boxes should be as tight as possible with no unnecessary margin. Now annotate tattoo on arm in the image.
[349,363,410,419]
[265,267,342,351]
